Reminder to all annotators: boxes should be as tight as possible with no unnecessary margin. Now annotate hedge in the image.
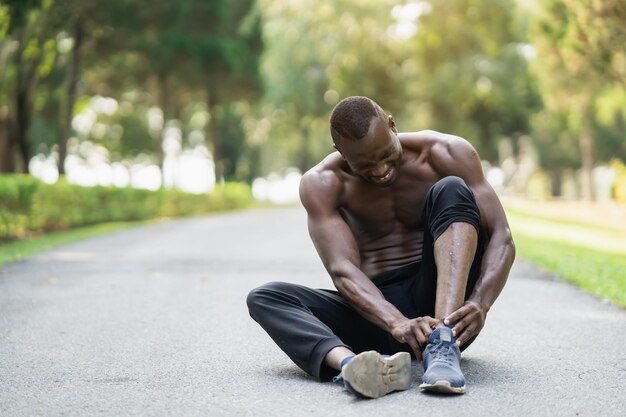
[0,175,254,241]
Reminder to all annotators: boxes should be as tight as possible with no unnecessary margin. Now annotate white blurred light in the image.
[517,43,537,61]
[188,129,205,146]
[66,159,97,186]
[57,34,74,54]
[92,96,119,115]
[131,164,161,191]
[72,109,97,135]
[111,162,130,187]
[174,150,216,194]
[29,154,59,184]
[252,169,302,204]
[391,1,431,21]
[388,1,431,40]
[147,107,164,133]
[487,167,504,191]
[95,163,114,186]
[162,126,182,154]
[91,122,108,139]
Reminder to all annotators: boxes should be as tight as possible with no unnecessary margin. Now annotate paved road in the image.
[1,207,625,417]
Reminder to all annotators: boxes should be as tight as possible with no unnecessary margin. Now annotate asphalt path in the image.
[1,207,625,417]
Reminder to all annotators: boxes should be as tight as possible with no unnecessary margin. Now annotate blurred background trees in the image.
[0,0,624,200]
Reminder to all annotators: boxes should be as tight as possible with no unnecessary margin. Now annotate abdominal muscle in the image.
[358,229,424,278]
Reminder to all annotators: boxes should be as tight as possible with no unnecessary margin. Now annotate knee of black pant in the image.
[246,281,289,317]
[423,176,480,241]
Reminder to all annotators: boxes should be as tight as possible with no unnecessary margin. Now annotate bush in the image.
[0,175,41,239]
[0,175,254,241]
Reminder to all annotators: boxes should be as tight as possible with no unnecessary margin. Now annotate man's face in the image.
[335,115,403,187]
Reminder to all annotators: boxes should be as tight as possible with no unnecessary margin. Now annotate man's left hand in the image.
[444,300,487,347]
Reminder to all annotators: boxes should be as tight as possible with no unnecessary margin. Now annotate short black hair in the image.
[330,96,385,143]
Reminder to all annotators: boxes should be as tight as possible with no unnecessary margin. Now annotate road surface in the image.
[1,207,625,416]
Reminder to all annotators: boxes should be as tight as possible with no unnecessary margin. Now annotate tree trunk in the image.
[13,29,31,173]
[0,108,16,173]
[11,23,47,174]
[206,82,223,183]
[579,104,595,201]
[549,169,562,198]
[58,21,84,175]
[14,89,30,173]
[156,72,168,187]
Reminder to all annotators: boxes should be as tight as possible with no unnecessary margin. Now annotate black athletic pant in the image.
[247,176,485,381]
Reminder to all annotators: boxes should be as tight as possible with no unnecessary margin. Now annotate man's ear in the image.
[388,115,397,133]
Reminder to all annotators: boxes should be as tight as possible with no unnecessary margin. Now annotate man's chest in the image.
[340,167,442,239]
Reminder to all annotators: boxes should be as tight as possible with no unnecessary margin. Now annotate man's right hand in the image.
[390,316,438,361]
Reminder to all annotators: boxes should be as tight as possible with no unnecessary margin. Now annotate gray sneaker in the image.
[337,351,411,398]
[420,326,465,394]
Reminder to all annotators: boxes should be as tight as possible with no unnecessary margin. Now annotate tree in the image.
[0,0,55,173]
[405,0,540,161]
[51,0,136,174]
[259,0,403,173]
[115,0,262,183]
[532,0,626,199]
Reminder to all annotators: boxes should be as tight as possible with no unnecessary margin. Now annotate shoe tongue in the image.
[430,326,453,343]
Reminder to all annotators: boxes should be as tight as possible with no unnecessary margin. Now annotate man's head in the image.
[330,96,402,187]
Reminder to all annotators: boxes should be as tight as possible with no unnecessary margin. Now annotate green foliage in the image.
[215,103,247,180]
[530,0,626,176]
[85,108,155,162]
[406,0,541,160]
[258,0,540,170]
[0,0,262,178]
[507,202,626,307]
[0,175,253,241]
[1,0,625,193]
[513,231,626,308]
[0,174,40,238]
[259,0,408,172]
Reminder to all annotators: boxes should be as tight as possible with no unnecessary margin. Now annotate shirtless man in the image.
[247,96,515,397]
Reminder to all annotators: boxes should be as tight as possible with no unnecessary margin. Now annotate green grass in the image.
[507,210,626,308]
[505,206,624,239]
[0,220,149,267]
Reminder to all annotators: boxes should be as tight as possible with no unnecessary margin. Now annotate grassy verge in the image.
[506,207,626,308]
[0,220,148,267]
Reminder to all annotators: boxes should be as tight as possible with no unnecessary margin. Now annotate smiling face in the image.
[335,115,403,187]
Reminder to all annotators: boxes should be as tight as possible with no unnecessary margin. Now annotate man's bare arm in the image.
[430,133,516,345]
[299,169,435,357]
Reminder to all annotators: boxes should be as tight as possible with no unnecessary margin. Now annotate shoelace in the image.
[429,341,455,364]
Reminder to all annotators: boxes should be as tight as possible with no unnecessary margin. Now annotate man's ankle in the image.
[340,355,355,368]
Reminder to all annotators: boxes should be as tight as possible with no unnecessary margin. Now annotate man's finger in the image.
[451,318,467,337]
[413,328,427,351]
[455,323,475,346]
[419,320,432,339]
[444,305,468,326]
[404,337,421,361]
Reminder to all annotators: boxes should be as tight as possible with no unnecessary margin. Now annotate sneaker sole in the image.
[419,380,465,394]
[342,351,411,398]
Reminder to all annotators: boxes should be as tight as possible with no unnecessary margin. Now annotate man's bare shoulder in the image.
[400,130,481,178]
[399,129,470,152]
[299,152,345,211]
